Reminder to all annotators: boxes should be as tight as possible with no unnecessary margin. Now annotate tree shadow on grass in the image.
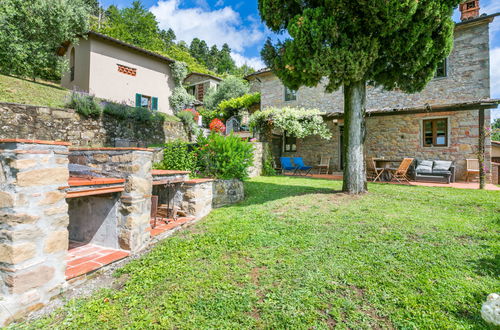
[3,74,67,90]
[240,179,344,207]
[469,253,500,277]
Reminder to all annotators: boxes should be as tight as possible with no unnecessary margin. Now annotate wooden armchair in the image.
[366,157,384,182]
[466,159,480,182]
[317,155,331,174]
[390,158,414,184]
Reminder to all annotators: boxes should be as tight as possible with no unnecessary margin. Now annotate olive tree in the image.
[259,0,460,194]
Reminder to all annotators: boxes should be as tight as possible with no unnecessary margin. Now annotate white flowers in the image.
[249,106,332,140]
[481,293,500,326]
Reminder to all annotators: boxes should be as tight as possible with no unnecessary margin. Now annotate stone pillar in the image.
[0,139,70,326]
[248,142,263,178]
[119,150,153,253]
[180,179,213,219]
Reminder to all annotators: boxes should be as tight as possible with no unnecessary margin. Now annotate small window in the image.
[435,59,447,78]
[284,132,297,152]
[186,86,195,96]
[284,86,297,101]
[117,64,137,76]
[135,93,157,110]
[141,95,152,109]
[423,118,448,147]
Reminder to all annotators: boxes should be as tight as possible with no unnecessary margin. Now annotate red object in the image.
[209,118,225,133]
[459,0,480,21]
[183,108,199,121]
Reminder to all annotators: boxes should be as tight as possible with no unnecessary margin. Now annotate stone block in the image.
[0,242,36,264]
[0,191,14,208]
[49,215,70,228]
[93,153,110,162]
[10,159,37,170]
[124,177,151,194]
[111,154,133,163]
[39,191,66,205]
[5,265,55,294]
[0,227,41,241]
[17,168,68,187]
[44,204,68,216]
[0,212,39,225]
[44,230,68,253]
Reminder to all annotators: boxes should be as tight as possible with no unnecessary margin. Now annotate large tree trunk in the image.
[342,81,367,194]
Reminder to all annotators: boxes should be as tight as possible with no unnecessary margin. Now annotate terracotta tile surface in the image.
[69,147,153,152]
[151,169,190,175]
[149,217,195,237]
[0,138,71,146]
[290,174,500,191]
[68,177,126,187]
[66,241,129,280]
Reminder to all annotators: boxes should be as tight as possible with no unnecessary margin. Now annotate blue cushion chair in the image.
[292,157,313,176]
[280,157,298,175]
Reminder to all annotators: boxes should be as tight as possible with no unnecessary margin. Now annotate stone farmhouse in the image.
[184,72,221,102]
[59,31,176,114]
[246,4,500,182]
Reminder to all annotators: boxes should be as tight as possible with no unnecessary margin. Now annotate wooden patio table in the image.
[373,159,402,181]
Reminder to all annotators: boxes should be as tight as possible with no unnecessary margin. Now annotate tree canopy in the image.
[259,0,461,194]
[260,0,460,93]
[203,76,250,110]
[0,0,90,81]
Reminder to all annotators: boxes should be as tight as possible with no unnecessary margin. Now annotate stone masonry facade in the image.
[250,18,495,180]
[0,103,188,147]
[0,140,70,325]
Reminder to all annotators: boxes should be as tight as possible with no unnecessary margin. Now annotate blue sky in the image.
[101,0,499,112]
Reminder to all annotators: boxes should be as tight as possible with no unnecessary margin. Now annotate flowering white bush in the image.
[481,293,500,326]
[249,106,332,139]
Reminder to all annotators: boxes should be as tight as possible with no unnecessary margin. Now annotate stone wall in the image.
[282,110,491,181]
[180,179,213,219]
[212,179,244,208]
[248,142,263,178]
[0,103,188,147]
[0,139,70,326]
[251,20,490,113]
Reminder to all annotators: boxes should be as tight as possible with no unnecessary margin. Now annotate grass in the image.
[13,177,500,329]
[0,74,69,108]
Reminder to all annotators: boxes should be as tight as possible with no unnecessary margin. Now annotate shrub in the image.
[177,109,200,136]
[155,140,198,172]
[169,86,196,113]
[102,102,130,119]
[209,118,225,133]
[66,91,102,117]
[203,76,249,110]
[183,108,199,122]
[218,92,260,114]
[198,107,221,127]
[102,101,168,124]
[197,133,254,180]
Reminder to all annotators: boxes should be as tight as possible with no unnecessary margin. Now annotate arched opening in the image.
[70,47,75,81]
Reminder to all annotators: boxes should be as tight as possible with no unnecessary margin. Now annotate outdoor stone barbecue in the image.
[0,139,245,326]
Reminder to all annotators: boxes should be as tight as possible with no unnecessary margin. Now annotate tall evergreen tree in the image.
[216,43,236,74]
[206,45,220,71]
[160,28,176,50]
[259,0,461,194]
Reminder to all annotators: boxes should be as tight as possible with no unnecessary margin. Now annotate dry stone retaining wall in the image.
[0,102,188,147]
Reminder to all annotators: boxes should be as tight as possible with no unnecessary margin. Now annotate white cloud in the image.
[214,0,224,7]
[231,52,265,70]
[150,0,265,54]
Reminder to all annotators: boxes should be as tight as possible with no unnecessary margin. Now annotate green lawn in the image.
[14,177,500,329]
[0,74,69,108]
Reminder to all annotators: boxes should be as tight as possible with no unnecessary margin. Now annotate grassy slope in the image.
[0,74,69,108]
[13,177,500,329]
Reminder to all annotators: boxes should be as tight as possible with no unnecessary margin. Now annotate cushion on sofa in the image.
[433,160,453,171]
[416,160,433,174]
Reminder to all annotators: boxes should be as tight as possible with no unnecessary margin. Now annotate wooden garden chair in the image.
[390,158,414,184]
[316,155,331,174]
[366,157,384,182]
[466,159,480,182]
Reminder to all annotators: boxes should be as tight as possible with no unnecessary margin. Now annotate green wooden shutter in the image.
[135,93,142,107]
[152,97,158,111]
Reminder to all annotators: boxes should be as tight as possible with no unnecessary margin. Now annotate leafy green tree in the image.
[492,118,500,141]
[216,43,237,74]
[259,0,460,194]
[206,45,220,71]
[84,0,100,16]
[160,28,176,50]
[189,38,210,65]
[0,0,90,81]
[204,76,249,110]
[99,1,162,51]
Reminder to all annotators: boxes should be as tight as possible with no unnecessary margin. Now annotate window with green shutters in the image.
[135,93,158,110]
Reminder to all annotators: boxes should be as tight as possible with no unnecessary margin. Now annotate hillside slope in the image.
[0,74,70,108]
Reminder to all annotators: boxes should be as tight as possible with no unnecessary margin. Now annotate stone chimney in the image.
[459,0,480,21]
